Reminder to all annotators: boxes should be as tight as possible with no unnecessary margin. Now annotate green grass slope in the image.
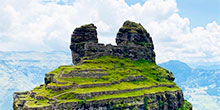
[14,56,192,109]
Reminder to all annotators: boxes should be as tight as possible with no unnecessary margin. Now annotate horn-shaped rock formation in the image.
[13,20,192,110]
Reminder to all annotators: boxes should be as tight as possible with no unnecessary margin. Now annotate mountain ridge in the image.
[160,60,220,109]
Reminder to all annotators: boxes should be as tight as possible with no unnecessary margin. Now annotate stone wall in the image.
[74,84,175,99]
[46,83,75,91]
[44,75,146,91]
[13,91,28,101]
[23,90,184,110]
[70,20,156,64]
[62,71,109,79]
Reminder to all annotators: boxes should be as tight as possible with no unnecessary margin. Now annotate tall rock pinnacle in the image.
[116,20,154,48]
[70,20,155,64]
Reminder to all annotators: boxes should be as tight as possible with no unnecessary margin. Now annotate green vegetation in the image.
[14,56,190,109]
[158,99,164,108]
[80,24,96,30]
[118,20,149,37]
[177,100,193,110]
[63,77,110,85]
[74,80,175,94]
[31,85,73,99]
[122,20,146,32]
[44,56,174,87]
[57,92,75,100]
[144,97,148,110]
[25,99,50,107]
[87,86,180,101]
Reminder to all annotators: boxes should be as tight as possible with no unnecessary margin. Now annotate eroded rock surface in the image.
[70,20,155,64]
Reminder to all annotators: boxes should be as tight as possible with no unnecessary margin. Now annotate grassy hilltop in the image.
[14,56,192,109]
[14,21,192,110]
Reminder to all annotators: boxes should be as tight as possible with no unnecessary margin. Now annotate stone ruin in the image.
[14,20,192,110]
[70,20,156,64]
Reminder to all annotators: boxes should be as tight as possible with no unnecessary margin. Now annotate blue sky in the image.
[45,0,220,28]
[177,0,220,28]
[0,0,220,64]
[126,0,220,28]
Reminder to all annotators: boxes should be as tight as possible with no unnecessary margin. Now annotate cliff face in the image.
[70,20,155,64]
[13,20,192,110]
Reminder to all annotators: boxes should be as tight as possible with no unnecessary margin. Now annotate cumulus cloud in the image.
[0,0,219,64]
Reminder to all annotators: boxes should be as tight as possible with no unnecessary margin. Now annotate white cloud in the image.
[184,87,220,110]
[0,0,219,64]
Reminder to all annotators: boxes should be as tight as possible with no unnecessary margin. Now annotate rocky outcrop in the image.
[71,24,98,43]
[116,20,153,47]
[61,90,184,110]
[70,20,155,64]
[15,90,184,110]
[13,20,192,110]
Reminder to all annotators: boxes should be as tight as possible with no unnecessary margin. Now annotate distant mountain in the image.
[0,51,219,110]
[159,60,220,110]
[0,51,71,110]
[159,60,193,85]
